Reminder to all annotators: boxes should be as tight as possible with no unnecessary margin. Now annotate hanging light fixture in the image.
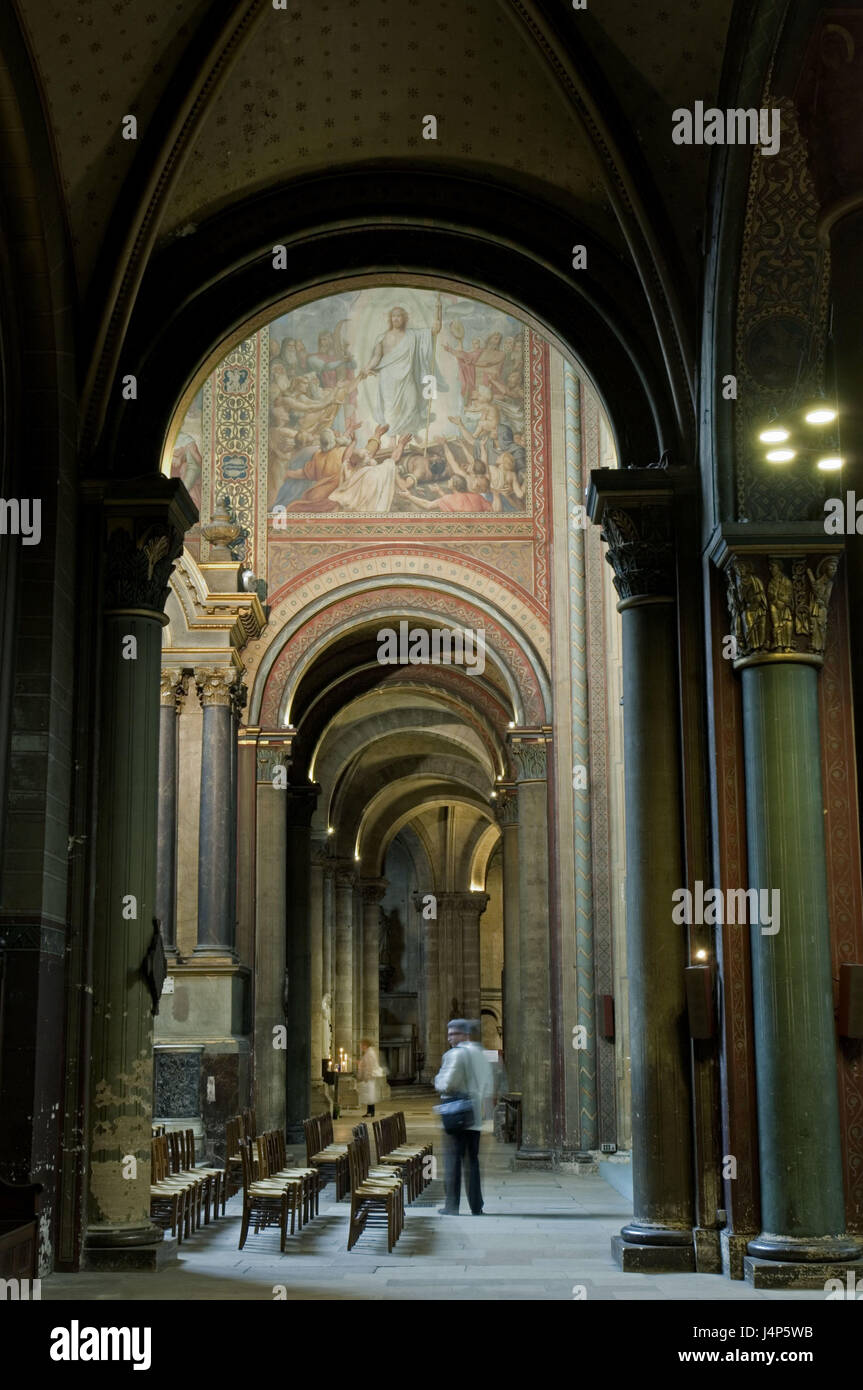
[765,448,795,463]
[816,456,843,471]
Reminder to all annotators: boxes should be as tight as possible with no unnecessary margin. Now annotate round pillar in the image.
[194,667,238,959]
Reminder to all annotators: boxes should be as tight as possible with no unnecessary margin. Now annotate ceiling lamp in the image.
[759,426,790,444]
[804,405,837,425]
[816,456,843,471]
[765,448,795,463]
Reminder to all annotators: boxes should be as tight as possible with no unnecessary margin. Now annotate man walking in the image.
[434,1018,494,1215]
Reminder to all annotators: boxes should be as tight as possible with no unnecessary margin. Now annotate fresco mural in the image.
[167,286,543,585]
[265,287,529,518]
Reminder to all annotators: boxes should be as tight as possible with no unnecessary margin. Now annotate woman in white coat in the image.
[357,1039,384,1118]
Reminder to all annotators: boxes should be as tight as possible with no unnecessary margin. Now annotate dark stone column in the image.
[508,736,554,1166]
[589,471,695,1272]
[335,865,356,1060]
[156,669,184,958]
[494,785,520,1092]
[414,890,441,1081]
[284,783,318,1143]
[193,666,237,960]
[360,880,387,1049]
[253,739,289,1133]
[713,535,863,1286]
[83,475,196,1269]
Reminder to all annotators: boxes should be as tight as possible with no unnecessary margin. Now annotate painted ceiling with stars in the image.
[14,0,735,291]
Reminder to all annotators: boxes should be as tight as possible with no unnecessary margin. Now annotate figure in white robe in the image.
[357,304,442,439]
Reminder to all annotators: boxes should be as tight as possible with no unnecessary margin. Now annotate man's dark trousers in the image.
[444,1129,483,1213]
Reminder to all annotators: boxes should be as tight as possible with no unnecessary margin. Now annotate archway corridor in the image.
[3,3,863,1343]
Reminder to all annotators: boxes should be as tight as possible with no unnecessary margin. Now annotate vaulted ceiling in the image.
[15,0,735,291]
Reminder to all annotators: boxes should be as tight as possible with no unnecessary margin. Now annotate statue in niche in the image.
[807,557,839,654]
[767,559,794,651]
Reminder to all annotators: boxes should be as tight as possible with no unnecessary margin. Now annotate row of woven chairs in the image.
[225,1110,258,1198]
[303,1113,350,1198]
[150,1130,225,1244]
[371,1114,433,1203]
[237,1130,322,1252]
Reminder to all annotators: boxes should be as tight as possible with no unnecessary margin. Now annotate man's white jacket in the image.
[434,1042,495,1133]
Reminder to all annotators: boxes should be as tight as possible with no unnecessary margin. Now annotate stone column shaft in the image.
[156,670,184,955]
[509,739,553,1160]
[253,743,288,1134]
[84,476,195,1265]
[285,785,317,1142]
[496,787,520,1092]
[589,473,696,1269]
[715,538,861,1274]
[361,880,387,1049]
[194,667,238,958]
[334,868,355,1059]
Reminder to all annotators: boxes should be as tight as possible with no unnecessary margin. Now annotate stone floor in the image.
[44,1093,829,1301]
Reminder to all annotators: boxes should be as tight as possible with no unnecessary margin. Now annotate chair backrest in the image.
[239,1139,256,1193]
[346,1139,362,1192]
[256,1134,271,1179]
[303,1118,315,1163]
[371,1118,385,1161]
[394,1112,407,1144]
[185,1129,197,1167]
[352,1123,372,1172]
[151,1136,165,1183]
[319,1113,333,1147]
[273,1129,287,1168]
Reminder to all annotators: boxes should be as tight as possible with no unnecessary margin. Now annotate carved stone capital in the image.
[493,784,519,826]
[256,742,290,784]
[712,532,842,670]
[159,668,186,710]
[195,666,237,708]
[335,864,358,891]
[509,735,549,783]
[85,475,197,616]
[599,503,675,604]
[360,878,387,907]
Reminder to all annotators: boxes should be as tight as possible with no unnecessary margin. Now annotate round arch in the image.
[99,170,683,483]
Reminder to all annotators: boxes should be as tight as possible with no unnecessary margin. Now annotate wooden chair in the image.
[304,1116,349,1199]
[372,1116,424,1201]
[167,1130,206,1230]
[149,1136,189,1243]
[226,1116,245,1198]
[238,1139,291,1253]
[268,1129,321,1219]
[345,1138,402,1254]
[352,1123,413,1204]
[185,1129,225,1219]
[254,1134,306,1230]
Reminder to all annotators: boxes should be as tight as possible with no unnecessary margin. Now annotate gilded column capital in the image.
[159,668,186,710]
[710,528,843,670]
[493,783,519,826]
[231,681,249,722]
[194,666,237,707]
[508,732,550,783]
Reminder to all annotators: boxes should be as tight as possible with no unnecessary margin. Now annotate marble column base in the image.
[747,1232,863,1262]
[743,1257,863,1290]
[82,1241,177,1272]
[612,1234,696,1273]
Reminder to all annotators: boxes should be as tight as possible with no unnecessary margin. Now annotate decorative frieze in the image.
[722,551,840,667]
